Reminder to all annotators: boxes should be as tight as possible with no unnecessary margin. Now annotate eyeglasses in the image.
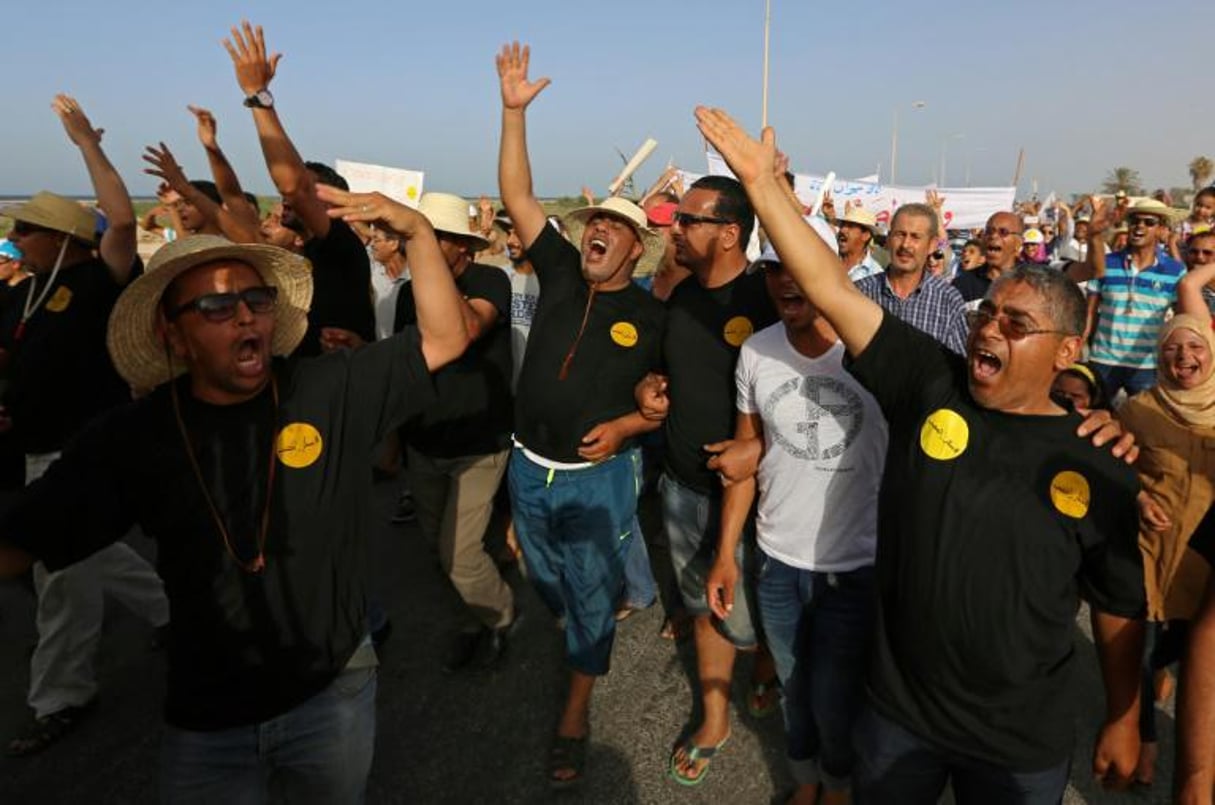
[166,286,278,322]
[673,212,733,228]
[965,308,1068,340]
[928,251,945,261]
[1189,247,1215,259]
[983,227,1022,238]
[1128,215,1163,227]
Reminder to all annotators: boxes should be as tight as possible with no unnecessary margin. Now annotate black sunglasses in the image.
[674,212,733,227]
[929,251,945,261]
[166,286,278,323]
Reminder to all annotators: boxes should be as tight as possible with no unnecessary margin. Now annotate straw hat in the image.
[563,197,665,277]
[106,235,313,390]
[1126,198,1180,224]
[837,206,878,234]
[417,193,490,252]
[1,191,99,245]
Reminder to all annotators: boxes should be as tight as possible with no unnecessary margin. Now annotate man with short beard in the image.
[853,203,968,354]
[953,211,1024,306]
[496,41,666,789]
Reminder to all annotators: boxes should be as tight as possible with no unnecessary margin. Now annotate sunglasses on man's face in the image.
[1128,215,1163,228]
[673,212,733,228]
[928,251,945,261]
[166,286,278,323]
[10,221,55,237]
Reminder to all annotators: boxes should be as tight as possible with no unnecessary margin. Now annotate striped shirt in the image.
[1089,250,1183,369]
[855,270,969,355]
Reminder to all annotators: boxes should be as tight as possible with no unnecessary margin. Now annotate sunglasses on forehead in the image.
[165,286,278,323]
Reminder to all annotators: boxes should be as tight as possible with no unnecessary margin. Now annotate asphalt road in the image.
[0,482,1177,804]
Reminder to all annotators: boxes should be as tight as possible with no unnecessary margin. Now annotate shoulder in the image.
[527,224,578,266]
[743,322,785,357]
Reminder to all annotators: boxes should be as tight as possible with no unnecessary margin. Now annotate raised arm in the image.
[694,107,882,357]
[1086,194,1112,281]
[1177,259,1215,325]
[318,186,469,370]
[188,105,262,239]
[496,41,551,249]
[142,142,260,243]
[223,21,330,239]
[52,95,136,283]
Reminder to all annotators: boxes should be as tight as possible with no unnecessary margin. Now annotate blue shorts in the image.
[508,448,638,676]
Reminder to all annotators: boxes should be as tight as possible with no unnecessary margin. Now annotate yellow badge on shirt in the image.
[1050,471,1091,519]
[276,423,323,469]
[919,409,969,461]
[45,286,72,313]
[723,316,754,347]
[610,321,638,348]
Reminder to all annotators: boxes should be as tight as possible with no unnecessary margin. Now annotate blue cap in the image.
[0,240,21,261]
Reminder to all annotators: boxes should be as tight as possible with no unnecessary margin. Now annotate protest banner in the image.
[701,152,1015,231]
[334,159,425,208]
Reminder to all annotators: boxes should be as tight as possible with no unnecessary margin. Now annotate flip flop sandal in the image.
[746,680,781,718]
[6,701,96,757]
[549,734,589,790]
[668,734,730,787]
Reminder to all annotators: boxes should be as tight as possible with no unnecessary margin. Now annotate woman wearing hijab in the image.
[1117,313,1215,786]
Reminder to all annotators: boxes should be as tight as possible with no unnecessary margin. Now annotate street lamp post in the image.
[889,100,926,185]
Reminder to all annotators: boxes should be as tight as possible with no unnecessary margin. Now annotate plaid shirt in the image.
[855,269,968,355]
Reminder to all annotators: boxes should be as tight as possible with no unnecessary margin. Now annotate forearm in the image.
[1091,609,1144,727]
[403,222,469,369]
[250,108,308,197]
[498,108,546,245]
[78,140,134,229]
[204,145,262,232]
[718,476,756,559]
[603,410,662,440]
[1179,596,1215,801]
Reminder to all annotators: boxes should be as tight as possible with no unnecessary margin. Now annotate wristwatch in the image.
[243,89,275,109]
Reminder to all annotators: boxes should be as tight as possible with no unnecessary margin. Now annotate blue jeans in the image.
[853,706,1070,805]
[508,448,637,675]
[159,665,377,805]
[621,515,657,609]
[756,555,874,790]
[662,472,758,648]
[1093,362,1155,400]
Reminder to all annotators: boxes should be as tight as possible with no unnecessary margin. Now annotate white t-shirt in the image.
[504,265,540,391]
[736,324,887,572]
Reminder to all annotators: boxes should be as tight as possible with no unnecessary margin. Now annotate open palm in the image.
[496,42,551,110]
[694,106,775,187]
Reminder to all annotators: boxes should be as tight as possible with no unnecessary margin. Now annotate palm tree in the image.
[1101,167,1143,196]
[1189,156,1214,190]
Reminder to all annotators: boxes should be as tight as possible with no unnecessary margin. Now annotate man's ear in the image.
[1054,335,1083,372]
[629,236,644,263]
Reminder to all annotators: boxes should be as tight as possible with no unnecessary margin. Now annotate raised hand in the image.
[926,188,946,212]
[316,186,428,239]
[188,105,219,150]
[1087,195,1112,237]
[142,143,190,194]
[496,41,551,110]
[223,20,282,96]
[694,106,776,188]
[52,94,102,147]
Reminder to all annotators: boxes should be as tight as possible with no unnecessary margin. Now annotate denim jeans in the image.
[1093,361,1155,400]
[756,554,874,789]
[621,515,657,608]
[159,666,377,805]
[853,706,1070,805]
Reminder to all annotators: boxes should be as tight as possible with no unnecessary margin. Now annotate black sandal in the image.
[548,734,589,789]
[6,701,96,757]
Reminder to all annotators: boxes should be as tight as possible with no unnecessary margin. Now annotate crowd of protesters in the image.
[4,22,1215,805]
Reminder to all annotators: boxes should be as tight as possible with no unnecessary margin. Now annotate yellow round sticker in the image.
[610,321,638,348]
[723,316,754,347]
[919,409,969,461]
[276,423,323,469]
[1050,471,1091,519]
[45,286,72,313]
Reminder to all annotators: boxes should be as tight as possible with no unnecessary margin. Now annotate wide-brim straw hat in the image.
[1,191,99,245]
[1126,198,1182,224]
[418,192,490,252]
[837,206,878,233]
[106,235,313,390]
[563,197,665,278]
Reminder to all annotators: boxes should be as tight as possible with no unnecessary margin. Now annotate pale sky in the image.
[3,0,1212,200]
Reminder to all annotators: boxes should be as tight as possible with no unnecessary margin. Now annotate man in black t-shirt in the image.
[0,97,170,758]
[698,107,1146,802]
[393,191,517,672]
[634,174,781,786]
[497,42,666,789]
[225,22,375,355]
[0,183,469,801]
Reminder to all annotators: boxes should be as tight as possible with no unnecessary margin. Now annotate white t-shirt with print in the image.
[504,266,540,391]
[736,324,887,572]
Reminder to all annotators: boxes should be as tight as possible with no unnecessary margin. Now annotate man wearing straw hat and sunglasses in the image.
[497,41,667,789]
[0,187,469,802]
[0,95,171,758]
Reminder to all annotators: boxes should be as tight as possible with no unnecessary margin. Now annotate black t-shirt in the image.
[0,257,135,454]
[514,225,665,463]
[394,263,513,457]
[847,312,1144,770]
[300,218,376,355]
[2,330,434,730]
[662,268,777,494]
